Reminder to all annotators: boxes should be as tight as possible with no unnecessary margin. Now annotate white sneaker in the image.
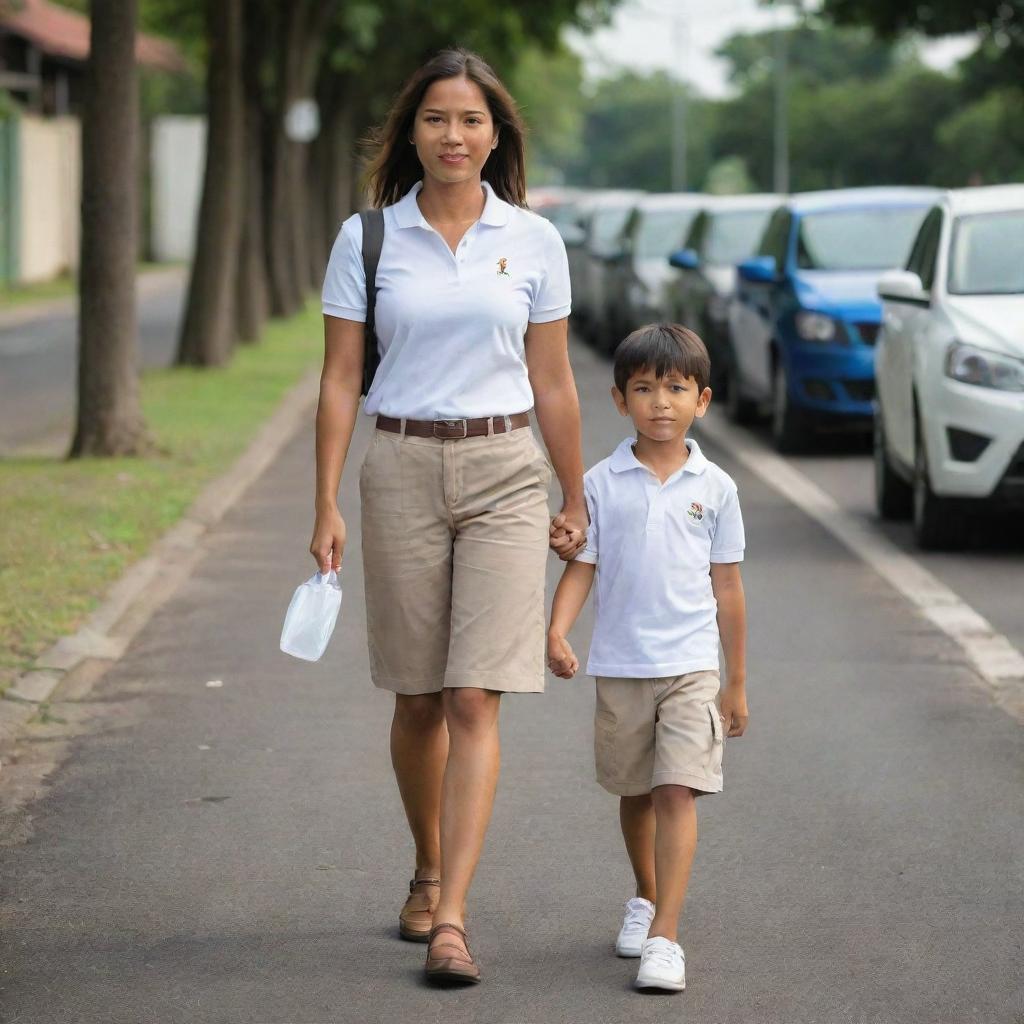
[615,897,655,957]
[635,936,686,992]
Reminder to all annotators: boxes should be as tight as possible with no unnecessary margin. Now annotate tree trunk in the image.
[234,0,270,345]
[264,0,338,317]
[175,0,244,366]
[71,0,149,457]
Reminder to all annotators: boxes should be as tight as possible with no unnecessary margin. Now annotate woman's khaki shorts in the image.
[359,423,552,695]
[594,670,724,796]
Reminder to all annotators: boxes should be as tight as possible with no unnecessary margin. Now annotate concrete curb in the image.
[0,365,321,744]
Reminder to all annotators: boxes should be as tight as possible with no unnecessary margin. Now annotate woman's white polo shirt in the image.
[575,437,745,678]
[321,180,571,420]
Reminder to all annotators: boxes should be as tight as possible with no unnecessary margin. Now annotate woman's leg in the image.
[432,687,502,931]
[391,692,447,877]
[620,793,657,903]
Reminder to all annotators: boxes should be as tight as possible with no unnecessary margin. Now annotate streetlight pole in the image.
[773,1,792,194]
[671,6,689,191]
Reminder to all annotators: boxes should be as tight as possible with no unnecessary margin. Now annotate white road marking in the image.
[697,410,1024,716]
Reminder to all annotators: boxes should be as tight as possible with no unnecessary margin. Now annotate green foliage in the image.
[508,44,586,184]
[704,156,755,195]
[935,88,1024,184]
[564,71,714,191]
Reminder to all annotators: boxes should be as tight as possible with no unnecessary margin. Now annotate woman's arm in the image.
[525,316,587,561]
[309,314,364,573]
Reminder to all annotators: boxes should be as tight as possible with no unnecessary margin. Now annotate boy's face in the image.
[612,368,712,443]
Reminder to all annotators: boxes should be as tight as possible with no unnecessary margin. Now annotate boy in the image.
[547,323,748,993]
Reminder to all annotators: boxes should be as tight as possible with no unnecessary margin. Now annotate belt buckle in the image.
[433,418,468,439]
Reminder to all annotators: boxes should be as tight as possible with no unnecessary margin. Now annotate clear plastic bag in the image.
[279,570,343,662]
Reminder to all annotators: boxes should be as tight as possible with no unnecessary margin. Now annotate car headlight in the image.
[944,343,1024,392]
[795,311,846,344]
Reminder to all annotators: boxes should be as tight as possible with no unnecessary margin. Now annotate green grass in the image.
[0,303,323,691]
[0,263,172,309]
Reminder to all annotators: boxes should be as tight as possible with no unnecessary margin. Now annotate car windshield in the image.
[704,209,774,264]
[948,210,1024,295]
[591,205,635,253]
[634,208,698,259]
[796,206,928,271]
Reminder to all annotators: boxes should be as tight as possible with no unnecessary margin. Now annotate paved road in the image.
[783,435,1024,658]
[1,338,1021,1023]
[0,270,186,455]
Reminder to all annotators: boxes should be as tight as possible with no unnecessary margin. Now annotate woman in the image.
[311,48,586,984]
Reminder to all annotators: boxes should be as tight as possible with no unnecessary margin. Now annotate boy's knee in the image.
[652,783,697,808]
[443,687,500,733]
[393,693,445,733]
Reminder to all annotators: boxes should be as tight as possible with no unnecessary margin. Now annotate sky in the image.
[563,0,979,98]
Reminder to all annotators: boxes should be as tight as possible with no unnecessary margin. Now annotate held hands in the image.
[549,501,588,562]
[720,684,749,738]
[547,632,579,679]
[310,506,347,574]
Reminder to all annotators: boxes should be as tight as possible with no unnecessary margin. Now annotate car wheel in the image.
[725,361,757,424]
[874,410,912,520]
[912,425,964,550]
[771,360,808,453]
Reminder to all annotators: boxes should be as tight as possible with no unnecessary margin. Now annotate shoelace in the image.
[622,906,652,935]
[644,941,682,969]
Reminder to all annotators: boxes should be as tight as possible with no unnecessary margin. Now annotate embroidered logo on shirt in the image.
[496,257,510,276]
[686,501,704,522]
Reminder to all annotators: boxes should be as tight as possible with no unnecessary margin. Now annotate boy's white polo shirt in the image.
[321,180,571,420]
[576,437,745,679]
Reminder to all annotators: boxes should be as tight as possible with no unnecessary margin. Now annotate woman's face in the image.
[411,75,498,187]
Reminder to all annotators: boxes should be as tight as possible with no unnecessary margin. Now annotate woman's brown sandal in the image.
[424,922,481,984]
[398,877,440,942]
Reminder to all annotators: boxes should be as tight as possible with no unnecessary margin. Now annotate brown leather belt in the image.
[376,413,530,440]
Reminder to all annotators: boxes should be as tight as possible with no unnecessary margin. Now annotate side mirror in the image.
[877,269,928,304]
[559,223,585,248]
[669,248,700,271]
[737,255,778,284]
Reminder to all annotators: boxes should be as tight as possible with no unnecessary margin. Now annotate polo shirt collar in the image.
[392,179,510,229]
[609,436,708,476]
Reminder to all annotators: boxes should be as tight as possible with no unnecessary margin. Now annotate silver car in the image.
[598,193,706,355]
[563,190,644,346]
[664,194,781,390]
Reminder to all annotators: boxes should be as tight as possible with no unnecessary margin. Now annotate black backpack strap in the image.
[359,208,385,396]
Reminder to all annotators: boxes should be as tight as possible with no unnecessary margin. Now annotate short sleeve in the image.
[710,485,745,563]
[573,475,599,565]
[529,221,572,324]
[321,214,367,322]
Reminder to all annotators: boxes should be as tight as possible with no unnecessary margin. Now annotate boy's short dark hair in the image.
[613,323,711,394]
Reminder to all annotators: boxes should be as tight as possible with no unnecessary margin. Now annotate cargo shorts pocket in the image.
[706,700,725,774]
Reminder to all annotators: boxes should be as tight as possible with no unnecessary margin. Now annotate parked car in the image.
[874,184,1024,549]
[596,193,705,354]
[727,187,940,451]
[529,186,586,244]
[665,194,781,391]
[564,190,644,345]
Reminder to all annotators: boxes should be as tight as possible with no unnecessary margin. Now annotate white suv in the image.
[874,185,1024,549]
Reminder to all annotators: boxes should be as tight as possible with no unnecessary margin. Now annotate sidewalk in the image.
[0,339,1021,1023]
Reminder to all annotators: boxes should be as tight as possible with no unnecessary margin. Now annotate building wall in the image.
[150,115,204,262]
[17,114,80,283]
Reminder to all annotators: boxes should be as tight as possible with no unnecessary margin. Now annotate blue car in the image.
[726,187,940,451]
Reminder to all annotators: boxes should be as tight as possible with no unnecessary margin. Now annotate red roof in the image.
[0,0,186,72]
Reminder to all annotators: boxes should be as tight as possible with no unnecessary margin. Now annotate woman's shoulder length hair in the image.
[363,48,528,210]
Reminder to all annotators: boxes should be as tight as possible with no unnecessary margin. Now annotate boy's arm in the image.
[711,561,748,737]
[547,560,596,678]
